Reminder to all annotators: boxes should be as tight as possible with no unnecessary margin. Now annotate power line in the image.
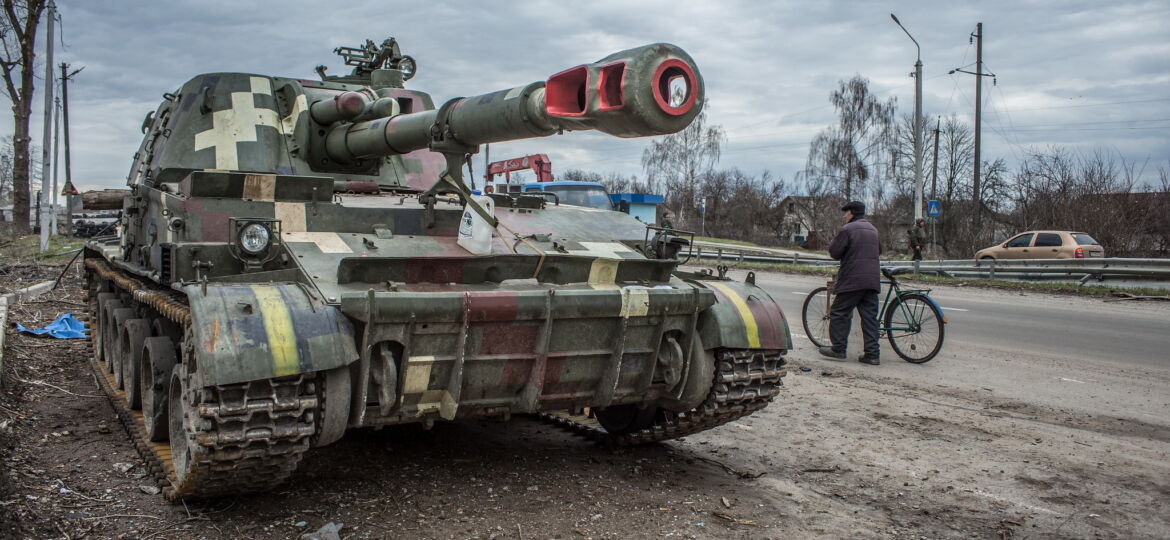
[998,117,1170,128]
[999,97,1170,113]
[997,125,1170,133]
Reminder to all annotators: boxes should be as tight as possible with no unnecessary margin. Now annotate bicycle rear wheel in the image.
[884,292,945,363]
[801,287,832,349]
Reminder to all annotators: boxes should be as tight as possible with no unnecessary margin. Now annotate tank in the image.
[82,38,792,501]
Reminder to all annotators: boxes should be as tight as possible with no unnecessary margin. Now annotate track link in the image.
[84,257,317,501]
[538,349,786,445]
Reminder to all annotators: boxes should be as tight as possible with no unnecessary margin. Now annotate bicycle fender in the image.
[697,280,792,351]
[909,292,948,324]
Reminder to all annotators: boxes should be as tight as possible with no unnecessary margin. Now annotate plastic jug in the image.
[457,190,495,255]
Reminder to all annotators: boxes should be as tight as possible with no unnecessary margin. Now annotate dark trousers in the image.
[911,245,923,260]
[829,289,880,358]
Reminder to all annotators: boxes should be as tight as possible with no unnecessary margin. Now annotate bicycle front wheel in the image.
[884,292,945,363]
[801,286,832,349]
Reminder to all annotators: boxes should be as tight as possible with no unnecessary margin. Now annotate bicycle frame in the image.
[822,277,938,337]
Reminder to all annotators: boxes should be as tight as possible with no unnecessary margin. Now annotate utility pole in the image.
[973,23,983,221]
[60,63,82,237]
[891,13,924,223]
[38,0,57,251]
[950,24,995,227]
[931,116,940,201]
[930,117,940,256]
[51,96,60,235]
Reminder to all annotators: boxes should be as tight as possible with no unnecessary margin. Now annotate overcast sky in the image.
[9,0,1169,194]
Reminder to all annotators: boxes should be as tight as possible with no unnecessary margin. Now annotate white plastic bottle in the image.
[457,190,496,255]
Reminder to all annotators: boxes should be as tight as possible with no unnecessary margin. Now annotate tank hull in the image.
[82,39,792,500]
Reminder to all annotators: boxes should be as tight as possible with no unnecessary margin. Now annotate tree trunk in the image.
[1,0,48,235]
[11,111,31,233]
[82,189,131,210]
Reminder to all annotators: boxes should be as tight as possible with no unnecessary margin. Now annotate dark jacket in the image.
[909,226,926,247]
[828,217,881,293]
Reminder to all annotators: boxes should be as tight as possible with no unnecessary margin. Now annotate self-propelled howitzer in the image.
[83,39,791,501]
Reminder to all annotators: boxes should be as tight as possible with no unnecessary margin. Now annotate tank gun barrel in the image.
[323,43,703,164]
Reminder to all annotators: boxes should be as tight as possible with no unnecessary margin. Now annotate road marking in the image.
[940,306,969,312]
[791,291,809,295]
[730,422,754,431]
[792,332,808,339]
[1058,377,1086,384]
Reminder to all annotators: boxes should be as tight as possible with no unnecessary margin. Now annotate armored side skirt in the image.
[339,286,717,427]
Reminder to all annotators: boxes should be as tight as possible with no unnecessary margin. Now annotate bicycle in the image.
[801,268,947,363]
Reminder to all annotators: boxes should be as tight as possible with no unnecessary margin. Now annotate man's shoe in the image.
[818,346,846,359]
[858,356,880,365]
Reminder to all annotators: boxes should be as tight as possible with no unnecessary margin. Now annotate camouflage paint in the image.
[183,283,358,386]
[697,280,791,351]
[90,40,791,431]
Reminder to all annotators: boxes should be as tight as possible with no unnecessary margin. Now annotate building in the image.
[609,193,665,225]
[776,196,817,247]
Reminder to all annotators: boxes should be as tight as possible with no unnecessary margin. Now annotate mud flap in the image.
[182,283,359,386]
[696,280,792,351]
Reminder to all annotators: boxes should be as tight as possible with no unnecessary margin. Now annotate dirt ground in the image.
[2,266,1168,539]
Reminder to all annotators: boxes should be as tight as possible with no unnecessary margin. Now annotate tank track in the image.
[84,258,318,501]
[537,349,786,445]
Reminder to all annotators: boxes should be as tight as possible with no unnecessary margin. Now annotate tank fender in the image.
[696,280,792,351]
[182,283,359,386]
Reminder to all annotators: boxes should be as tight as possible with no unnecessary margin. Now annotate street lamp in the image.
[891,13,924,224]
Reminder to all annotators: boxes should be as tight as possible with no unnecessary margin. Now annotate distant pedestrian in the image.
[661,210,674,229]
[908,218,926,260]
[820,201,882,365]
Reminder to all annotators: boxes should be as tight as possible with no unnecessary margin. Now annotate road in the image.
[746,269,1170,425]
[4,268,1169,538]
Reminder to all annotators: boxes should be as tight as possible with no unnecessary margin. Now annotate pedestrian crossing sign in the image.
[927,200,941,217]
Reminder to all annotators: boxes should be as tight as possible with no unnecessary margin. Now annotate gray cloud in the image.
[4,0,1166,193]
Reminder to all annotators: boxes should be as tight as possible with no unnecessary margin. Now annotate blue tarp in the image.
[15,313,88,339]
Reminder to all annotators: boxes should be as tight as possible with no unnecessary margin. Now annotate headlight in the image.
[238,223,271,255]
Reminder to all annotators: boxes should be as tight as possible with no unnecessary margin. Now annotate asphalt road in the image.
[731,269,1170,426]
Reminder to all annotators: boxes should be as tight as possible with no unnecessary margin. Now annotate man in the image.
[909,218,927,261]
[820,201,882,365]
[661,210,674,229]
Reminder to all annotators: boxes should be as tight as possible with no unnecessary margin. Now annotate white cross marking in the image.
[193,77,281,170]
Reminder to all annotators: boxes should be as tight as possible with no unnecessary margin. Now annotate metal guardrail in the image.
[683,246,1170,287]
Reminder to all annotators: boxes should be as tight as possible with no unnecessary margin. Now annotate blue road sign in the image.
[927,200,941,217]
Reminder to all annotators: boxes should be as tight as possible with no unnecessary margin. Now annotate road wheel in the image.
[979,256,994,261]
[93,292,117,364]
[140,336,177,441]
[595,404,660,435]
[99,297,125,372]
[119,319,152,409]
[110,308,136,389]
[168,364,200,491]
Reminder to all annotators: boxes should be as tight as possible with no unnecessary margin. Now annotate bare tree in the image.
[804,76,896,201]
[641,100,724,227]
[646,167,784,243]
[1009,147,1147,255]
[0,0,47,233]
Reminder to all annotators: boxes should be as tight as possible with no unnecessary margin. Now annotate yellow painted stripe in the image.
[251,286,300,376]
[706,282,761,348]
